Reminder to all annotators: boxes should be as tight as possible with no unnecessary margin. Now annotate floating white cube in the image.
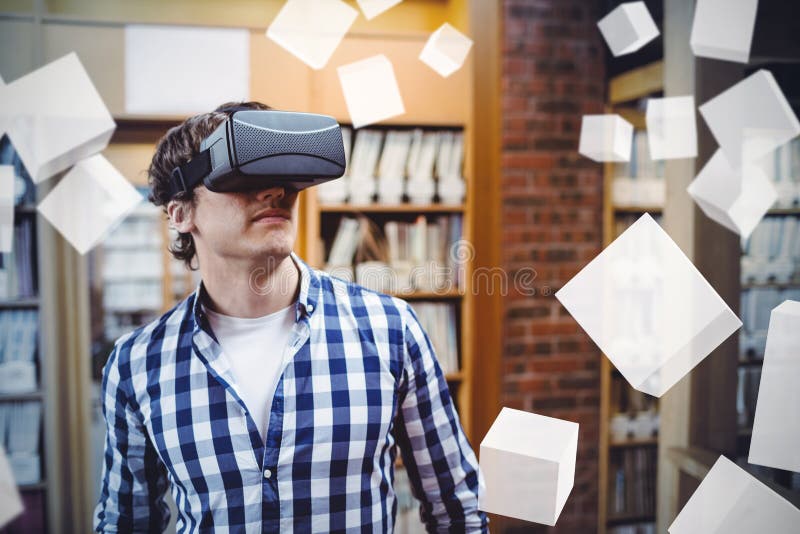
[479,407,578,526]
[668,455,800,533]
[0,446,23,528]
[555,213,742,397]
[579,115,633,162]
[419,23,473,78]
[125,25,250,115]
[37,155,143,254]
[266,0,358,70]
[690,0,759,63]
[688,149,777,239]
[356,0,402,20]
[597,1,660,57]
[646,96,698,160]
[699,70,800,169]
[749,300,800,473]
[338,55,405,129]
[0,53,115,184]
[0,166,13,253]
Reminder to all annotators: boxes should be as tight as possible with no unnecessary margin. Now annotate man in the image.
[94,101,489,532]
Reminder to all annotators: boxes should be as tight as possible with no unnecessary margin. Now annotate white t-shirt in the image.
[205,303,296,444]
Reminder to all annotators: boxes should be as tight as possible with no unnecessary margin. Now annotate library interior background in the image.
[1,0,799,533]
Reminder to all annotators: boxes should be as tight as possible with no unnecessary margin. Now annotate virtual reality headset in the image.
[168,110,346,199]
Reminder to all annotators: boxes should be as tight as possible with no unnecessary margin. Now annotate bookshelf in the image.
[735,138,800,496]
[606,3,800,530]
[2,1,500,531]
[319,203,465,214]
[0,138,49,533]
[598,59,664,534]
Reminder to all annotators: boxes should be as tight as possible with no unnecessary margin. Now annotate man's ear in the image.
[167,200,195,233]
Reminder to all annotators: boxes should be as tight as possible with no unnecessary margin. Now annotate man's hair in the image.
[148,101,272,269]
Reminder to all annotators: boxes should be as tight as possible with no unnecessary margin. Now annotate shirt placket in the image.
[261,306,312,533]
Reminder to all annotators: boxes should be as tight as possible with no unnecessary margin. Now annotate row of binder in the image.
[0,401,42,484]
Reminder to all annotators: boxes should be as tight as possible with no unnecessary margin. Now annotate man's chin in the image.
[248,242,293,264]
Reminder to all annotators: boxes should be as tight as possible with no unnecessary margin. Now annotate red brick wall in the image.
[499,1,605,532]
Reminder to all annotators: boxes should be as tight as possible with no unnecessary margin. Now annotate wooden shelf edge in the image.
[319,203,466,213]
[19,481,47,491]
[609,437,659,449]
[0,391,44,402]
[665,446,718,481]
[741,281,800,290]
[738,358,764,367]
[14,205,38,215]
[613,205,664,214]
[388,290,464,300]
[609,60,664,104]
[0,298,40,309]
[606,513,656,526]
[766,208,800,215]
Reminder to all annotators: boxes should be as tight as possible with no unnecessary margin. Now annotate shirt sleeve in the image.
[94,342,171,533]
[394,301,490,533]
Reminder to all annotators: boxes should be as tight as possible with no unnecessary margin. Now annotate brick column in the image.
[500,1,605,531]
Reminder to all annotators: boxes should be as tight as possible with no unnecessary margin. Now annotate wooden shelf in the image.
[319,203,465,214]
[609,437,659,449]
[741,281,800,290]
[609,60,664,104]
[102,275,163,283]
[388,290,463,300]
[0,391,43,402]
[0,297,40,309]
[105,307,161,314]
[613,205,664,214]
[19,481,47,492]
[766,208,800,215]
[738,358,764,367]
[101,243,163,251]
[14,205,38,215]
[666,446,718,481]
[606,512,655,526]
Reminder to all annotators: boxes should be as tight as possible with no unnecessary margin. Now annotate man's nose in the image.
[253,184,286,201]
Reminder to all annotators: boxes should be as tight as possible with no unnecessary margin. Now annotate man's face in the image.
[184,184,299,265]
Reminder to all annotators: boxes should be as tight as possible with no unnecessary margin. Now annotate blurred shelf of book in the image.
[611,129,666,210]
[602,67,800,533]
[88,196,200,382]
[0,137,49,532]
[734,139,800,495]
[599,59,664,533]
[302,122,474,439]
[607,445,657,532]
[86,182,201,518]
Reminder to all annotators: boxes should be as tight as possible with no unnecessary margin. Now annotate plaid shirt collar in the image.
[190,250,322,328]
[186,251,322,409]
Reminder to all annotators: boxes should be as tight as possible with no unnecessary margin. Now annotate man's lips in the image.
[252,208,291,222]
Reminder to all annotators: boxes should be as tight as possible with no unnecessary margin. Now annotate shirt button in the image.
[307,304,314,313]
[263,469,272,479]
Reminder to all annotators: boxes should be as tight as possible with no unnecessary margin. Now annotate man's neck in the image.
[199,253,300,318]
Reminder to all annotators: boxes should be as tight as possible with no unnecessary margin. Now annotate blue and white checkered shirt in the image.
[94,252,489,533]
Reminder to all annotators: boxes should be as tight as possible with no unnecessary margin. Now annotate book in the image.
[608,446,658,520]
[327,217,361,266]
[407,301,459,375]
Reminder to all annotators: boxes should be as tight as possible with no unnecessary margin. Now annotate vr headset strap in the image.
[169,149,212,199]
